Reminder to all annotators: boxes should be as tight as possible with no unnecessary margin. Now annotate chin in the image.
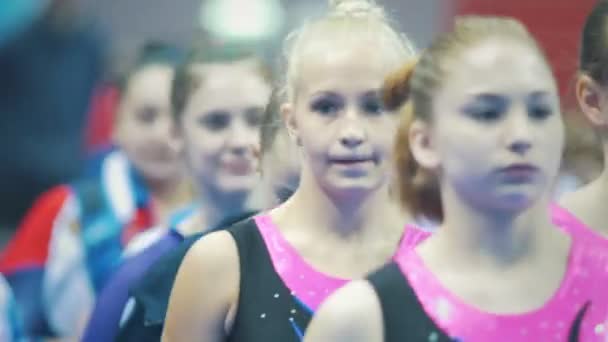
[486,189,544,214]
[322,176,384,200]
[493,196,535,213]
[216,175,258,196]
[137,164,182,182]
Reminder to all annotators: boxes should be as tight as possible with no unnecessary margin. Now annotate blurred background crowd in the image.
[0,0,600,239]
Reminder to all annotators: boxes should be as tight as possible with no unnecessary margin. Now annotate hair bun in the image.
[328,0,385,19]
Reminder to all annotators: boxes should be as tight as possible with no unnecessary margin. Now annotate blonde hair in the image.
[280,0,416,101]
[383,16,552,221]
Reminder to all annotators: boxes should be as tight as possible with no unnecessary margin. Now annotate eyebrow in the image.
[201,109,231,117]
[527,91,551,101]
[359,90,380,98]
[469,93,507,102]
[243,106,264,114]
[469,91,551,102]
[310,90,340,99]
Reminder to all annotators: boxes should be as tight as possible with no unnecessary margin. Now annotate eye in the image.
[198,110,231,131]
[527,93,554,121]
[135,106,159,124]
[310,95,344,116]
[468,108,503,122]
[463,95,508,123]
[528,104,553,120]
[244,107,264,127]
[360,95,383,116]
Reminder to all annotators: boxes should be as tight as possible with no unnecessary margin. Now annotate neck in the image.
[436,186,555,267]
[250,173,282,209]
[147,176,185,200]
[576,157,608,236]
[195,182,252,232]
[597,139,608,188]
[279,168,407,239]
[146,175,193,222]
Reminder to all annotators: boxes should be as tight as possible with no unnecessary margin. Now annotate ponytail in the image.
[383,60,443,221]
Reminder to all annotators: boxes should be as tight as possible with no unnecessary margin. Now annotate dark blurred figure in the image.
[0,42,190,340]
[0,0,105,231]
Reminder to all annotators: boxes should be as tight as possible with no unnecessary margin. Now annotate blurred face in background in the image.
[113,63,183,183]
[177,61,271,198]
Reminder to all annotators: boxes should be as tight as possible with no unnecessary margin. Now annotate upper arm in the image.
[162,231,240,342]
[304,280,383,342]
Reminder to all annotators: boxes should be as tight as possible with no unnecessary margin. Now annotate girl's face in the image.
[113,64,182,182]
[178,62,271,197]
[412,39,564,213]
[285,39,402,199]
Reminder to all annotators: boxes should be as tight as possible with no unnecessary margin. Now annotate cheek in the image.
[127,122,165,145]
[299,123,331,159]
[119,130,149,152]
[437,119,481,153]
[295,109,332,144]
[436,122,494,177]
[183,131,223,167]
[375,121,398,154]
[536,123,565,174]
[186,127,226,154]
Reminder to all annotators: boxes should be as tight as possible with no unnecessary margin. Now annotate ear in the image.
[576,74,608,127]
[409,119,440,170]
[281,102,300,145]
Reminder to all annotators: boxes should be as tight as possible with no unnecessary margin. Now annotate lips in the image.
[496,163,539,181]
[332,159,373,165]
[330,155,377,165]
[221,159,254,175]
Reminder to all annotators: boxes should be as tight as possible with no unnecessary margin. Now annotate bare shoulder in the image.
[182,230,240,278]
[304,280,383,342]
[164,231,241,341]
[173,230,240,304]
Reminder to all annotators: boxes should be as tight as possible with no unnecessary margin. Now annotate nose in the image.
[339,122,366,148]
[228,119,258,156]
[504,107,533,156]
[339,108,367,148]
[152,113,173,142]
